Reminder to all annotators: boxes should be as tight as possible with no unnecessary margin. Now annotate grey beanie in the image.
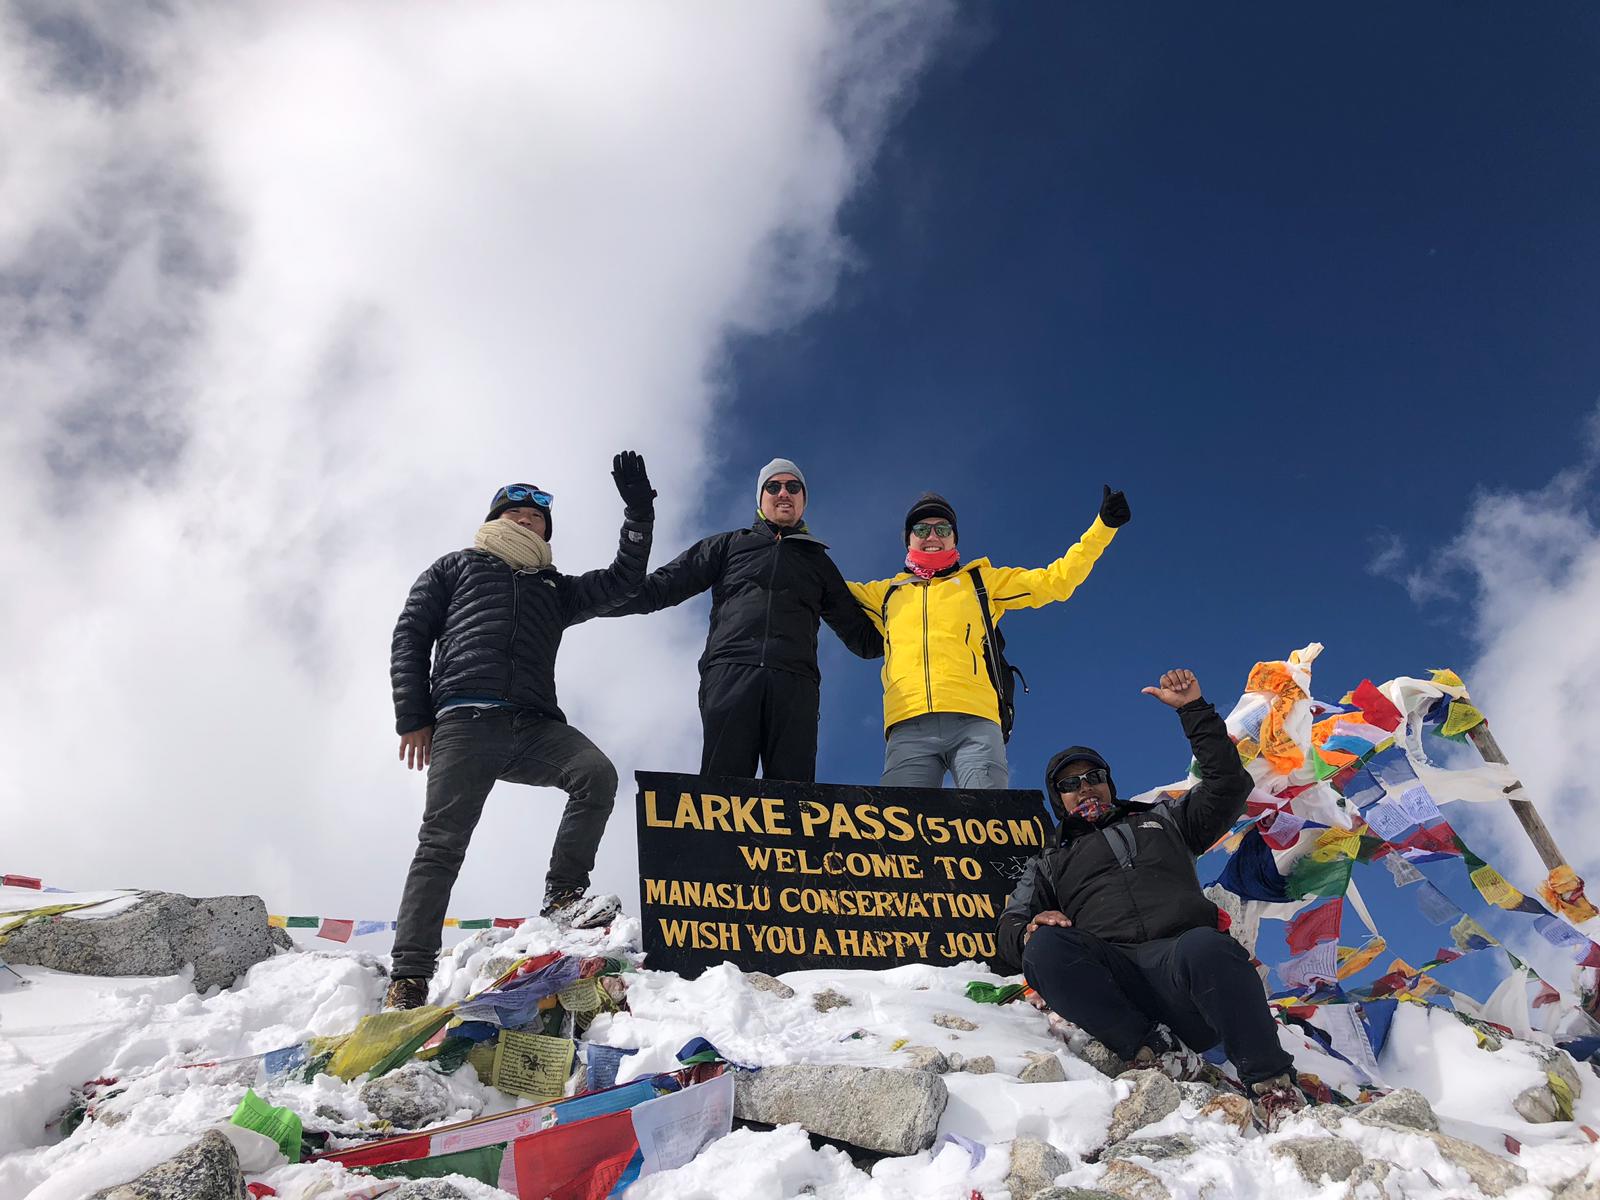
[757,457,807,507]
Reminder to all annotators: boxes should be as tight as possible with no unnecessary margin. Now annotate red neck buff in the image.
[905,546,960,579]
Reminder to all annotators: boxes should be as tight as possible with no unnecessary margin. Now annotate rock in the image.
[1514,1082,1564,1123]
[1074,1037,1130,1079]
[1196,1093,1253,1132]
[1304,1104,1350,1134]
[388,1184,472,1199]
[1020,1052,1068,1084]
[812,988,851,1013]
[1102,1135,1197,1163]
[1363,1122,1527,1196]
[268,925,294,952]
[5,892,276,993]
[946,1052,965,1072]
[746,972,796,999]
[1032,1190,1123,1200]
[1097,1159,1171,1200]
[960,1055,996,1075]
[1270,1137,1363,1184]
[360,1064,456,1129]
[1356,1088,1438,1132]
[1514,1047,1582,1123]
[1347,1160,1394,1196]
[87,1129,245,1199]
[1105,1070,1181,1145]
[1552,1174,1600,1200]
[899,1045,949,1073]
[1004,1136,1071,1200]
[1177,1081,1218,1106]
[932,1011,979,1032]
[733,1064,947,1156]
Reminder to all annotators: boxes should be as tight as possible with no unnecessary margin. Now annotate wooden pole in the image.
[1466,722,1570,874]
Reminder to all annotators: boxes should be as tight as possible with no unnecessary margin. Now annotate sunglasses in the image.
[764,480,804,495]
[910,521,954,538]
[1054,767,1109,793]
[499,485,553,508]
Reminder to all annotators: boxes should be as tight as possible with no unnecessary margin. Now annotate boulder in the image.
[1102,1135,1197,1163]
[1363,1122,1527,1196]
[1347,1160,1395,1196]
[1074,1037,1130,1079]
[1514,1047,1582,1123]
[87,1129,245,1199]
[1097,1159,1171,1200]
[958,1055,996,1075]
[1005,1137,1071,1200]
[1552,1174,1600,1200]
[1104,1070,1181,1145]
[1356,1088,1437,1132]
[1020,1052,1067,1084]
[733,1065,947,1156]
[899,1045,949,1073]
[1196,1093,1253,1132]
[746,972,796,999]
[932,1011,979,1032]
[1032,1191,1122,1200]
[1270,1136,1363,1184]
[360,1063,456,1129]
[388,1183,472,1199]
[812,988,851,1013]
[4,892,276,992]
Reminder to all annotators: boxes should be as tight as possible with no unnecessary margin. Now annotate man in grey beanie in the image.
[612,457,881,781]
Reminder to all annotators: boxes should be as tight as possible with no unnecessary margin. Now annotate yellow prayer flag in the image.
[492,1031,575,1100]
[1441,701,1486,738]
[1470,864,1526,911]
[1429,668,1466,689]
[268,915,287,928]
[1337,937,1387,979]
[442,918,460,928]
[1310,827,1362,863]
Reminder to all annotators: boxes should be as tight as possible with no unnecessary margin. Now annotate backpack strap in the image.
[967,567,1005,696]
[879,579,909,626]
[1101,822,1138,870]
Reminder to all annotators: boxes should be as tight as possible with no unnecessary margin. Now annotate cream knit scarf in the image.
[474,520,553,571]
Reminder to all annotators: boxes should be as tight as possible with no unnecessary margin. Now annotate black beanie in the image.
[904,491,958,545]
[487,484,553,539]
[1043,745,1117,803]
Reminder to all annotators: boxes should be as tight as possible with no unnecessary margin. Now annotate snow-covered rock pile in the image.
[4,889,1600,1200]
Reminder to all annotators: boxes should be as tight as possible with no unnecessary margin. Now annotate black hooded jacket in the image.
[390,511,652,734]
[995,699,1251,972]
[612,517,881,681]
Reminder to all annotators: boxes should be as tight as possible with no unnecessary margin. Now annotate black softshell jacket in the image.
[995,699,1251,972]
[390,511,652,734]
[614,517,881,680]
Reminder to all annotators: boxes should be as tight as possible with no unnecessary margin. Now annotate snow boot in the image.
[384,976,429,1011]
[1125,1027,1215,1084]
[540,888,621,929]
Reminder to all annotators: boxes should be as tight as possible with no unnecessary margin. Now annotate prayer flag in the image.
[1285,899,1344,955]
[317,919,355,943]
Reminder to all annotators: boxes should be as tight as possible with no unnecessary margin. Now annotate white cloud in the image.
[0,1,953,920]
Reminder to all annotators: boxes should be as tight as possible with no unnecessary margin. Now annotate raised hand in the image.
[1100,484,1131,528]
[1141,668,1202,708]
[612,450,656,514]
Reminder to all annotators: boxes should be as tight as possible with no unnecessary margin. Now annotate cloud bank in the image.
[0,1,954,919]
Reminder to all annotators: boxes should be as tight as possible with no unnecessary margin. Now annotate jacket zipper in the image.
[758,532,782,667]
[966,622,976,674]
[1116,825,1149,940]
[506,563,519,696]
[921,585,932,711]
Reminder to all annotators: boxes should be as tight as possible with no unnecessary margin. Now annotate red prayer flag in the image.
[317,919,355,943]
[494,917,526,929]
[2,875,42,889]
[1351,680,1403,732]
[511,1108,639,1200]
[1284,898,1344,955]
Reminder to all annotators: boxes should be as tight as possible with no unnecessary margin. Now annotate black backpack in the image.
[968,567,1029,742]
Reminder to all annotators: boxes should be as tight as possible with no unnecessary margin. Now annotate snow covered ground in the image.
[3,910,1599,1200]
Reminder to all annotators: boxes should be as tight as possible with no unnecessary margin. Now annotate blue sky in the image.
[671,4,1600,804]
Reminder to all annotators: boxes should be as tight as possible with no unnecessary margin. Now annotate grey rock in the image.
[959,1055,995,1075]
[1004,1136,1071,1200]
[900,1045,949,1073]
[1020,1052,1067,1084]
[1552,1174,1600,1200]
[1514,1081,1564,1123]
[1105,1070,1181,1144]
[1347,1160,1395,1197]
[1514,1045,1583,1123]
[1363,1121,1527,1196]
[1075,1037,1130,1079]
[387,1184,472,1199]
[1304,1104,1350,1134]
[1356,1088,1437,1132]
[360,1063,456,1129]
[1097,1159,1171,1200]
[87,1129,245,1199]
[1032,1191,1123,1200]
[1270,1137,1363,1184]
[1102,1135,1197,1163]
[946,1052,965,1072]
[812,988,851,1013]
[746,972,796,999]
[733,1064,947,1156]
[480,954,522,981]
[932,1011,979,1032]
[5,892,276,993]
[268,925,294,953]
[1177,1081,1218,1106]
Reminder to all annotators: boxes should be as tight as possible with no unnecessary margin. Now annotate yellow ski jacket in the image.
[847,517,1118,732]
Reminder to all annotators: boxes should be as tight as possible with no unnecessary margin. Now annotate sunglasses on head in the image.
[499,485,553,508]
[911,521,954,538]
[1054,767,1109,793]
[764,480,804,495]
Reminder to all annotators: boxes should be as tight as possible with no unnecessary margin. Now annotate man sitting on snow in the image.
[995,667,1307,1124]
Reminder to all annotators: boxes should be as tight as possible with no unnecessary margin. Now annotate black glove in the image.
[612,450,656,516]
[1099,484,1130,528]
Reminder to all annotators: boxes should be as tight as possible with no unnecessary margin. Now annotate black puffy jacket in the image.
[995,699,1251,972]
[390,512,652,734]
[614,517,881,680]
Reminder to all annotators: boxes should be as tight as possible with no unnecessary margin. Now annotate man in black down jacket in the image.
[996,668,1305,1123]
[612,457,880,782]
[385,452,655,1008]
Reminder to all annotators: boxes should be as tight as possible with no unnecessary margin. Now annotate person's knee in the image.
[1022,924,1094,975]
[572,748,618,806]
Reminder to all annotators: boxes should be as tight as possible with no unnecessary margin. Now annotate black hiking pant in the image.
[699,663,820,783]
[391,707,617,979]
[1022,924,1295,1086]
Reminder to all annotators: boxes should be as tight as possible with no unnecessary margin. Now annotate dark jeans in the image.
[1023,924,1295,1086]
[699,663,820,782]
[391,708,618,979]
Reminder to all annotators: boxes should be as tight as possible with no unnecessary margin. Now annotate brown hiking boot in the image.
[384,976,429,1011]
[1250,1072,1309,1128]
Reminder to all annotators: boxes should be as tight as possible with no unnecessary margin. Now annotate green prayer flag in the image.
[230,1088,303,1163]
[965,981,1026,1005]
[456,918,494,929]
[1287,855,1353,900]
[286,916,320,929]
[369,1145,505,1185]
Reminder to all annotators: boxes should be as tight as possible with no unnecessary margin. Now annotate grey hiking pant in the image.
[391,707,618,979]
[880,711,1010,789]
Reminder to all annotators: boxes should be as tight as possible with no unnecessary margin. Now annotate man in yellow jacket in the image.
[848,487,1129,787]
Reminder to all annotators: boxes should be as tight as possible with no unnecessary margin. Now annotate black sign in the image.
[635,771,1051,977]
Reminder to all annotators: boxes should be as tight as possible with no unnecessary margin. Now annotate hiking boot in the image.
[540,888,622,929]
[1122,1027,1210,1083]
[1250,1072,1309,1128]
[384,976,429,1011]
